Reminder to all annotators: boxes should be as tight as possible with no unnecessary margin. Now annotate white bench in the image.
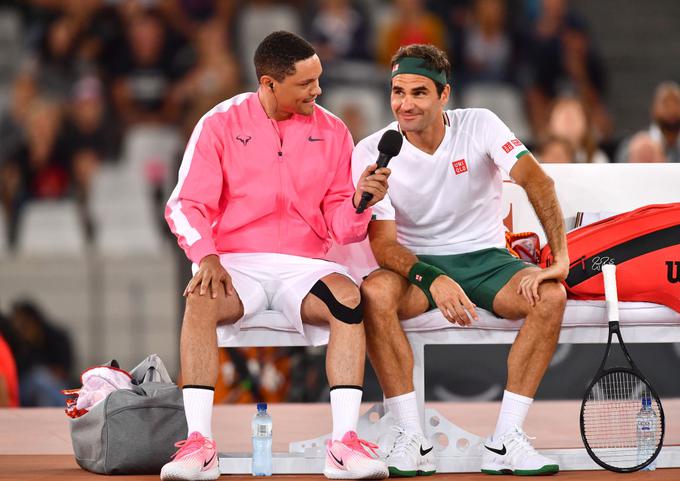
[217,163,680,473]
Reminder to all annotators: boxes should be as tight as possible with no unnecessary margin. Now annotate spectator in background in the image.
[616,82,680,164]
[0,74,37,165]
[17,99,69,198]
[626,132,667,163]
[0,158,24,247]
[9,301,74,407]
[111,10,184,127]
[63,76,120,164]
[524,0,611,141]
[31,14,87,101]
[545,95,608,163]
[377,0,447,66]
[61,76,120,208]
[156,0,236,41]
[645,82,680,163]
[308,0,372,65]
[537,135,575,163]
[2,98,70,244]
[460,0,516,86]
[0,76,37,246]
[0,75,35,245]
[172,19,241,137]
[236,0,302,86]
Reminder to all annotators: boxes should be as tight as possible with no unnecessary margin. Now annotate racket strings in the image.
[582,371,662,469]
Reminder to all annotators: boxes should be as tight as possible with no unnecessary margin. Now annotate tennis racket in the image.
[580,264,665,472]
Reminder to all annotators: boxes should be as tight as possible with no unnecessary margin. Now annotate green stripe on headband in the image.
[391,57,447,86]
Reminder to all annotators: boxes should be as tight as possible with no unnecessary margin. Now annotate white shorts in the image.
[193,252,355,334]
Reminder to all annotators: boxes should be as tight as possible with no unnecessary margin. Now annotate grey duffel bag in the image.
[69,354,188,474]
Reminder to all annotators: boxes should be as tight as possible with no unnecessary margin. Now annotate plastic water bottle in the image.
[636,397,657,471]
[251,402,273,476]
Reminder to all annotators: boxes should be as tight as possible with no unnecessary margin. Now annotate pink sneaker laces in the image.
[171,432,215,460]
[342,431,380,458]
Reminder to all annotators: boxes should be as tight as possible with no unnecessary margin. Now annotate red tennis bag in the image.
[540,203,680,312]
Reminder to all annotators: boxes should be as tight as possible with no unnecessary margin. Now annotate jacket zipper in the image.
[277,150,283,252]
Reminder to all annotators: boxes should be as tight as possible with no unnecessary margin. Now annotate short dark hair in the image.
[391,44,451,96]
[254,31,316,82]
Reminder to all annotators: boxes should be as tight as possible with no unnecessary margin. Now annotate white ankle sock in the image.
[330,386,363,441]
[493,390,533,440]
[183,386,214,439]
[384,391,423,435]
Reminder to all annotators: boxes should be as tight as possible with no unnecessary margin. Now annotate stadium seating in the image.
[16,200,86,257]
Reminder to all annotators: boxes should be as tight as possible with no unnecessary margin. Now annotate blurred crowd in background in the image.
[0,0,679,407]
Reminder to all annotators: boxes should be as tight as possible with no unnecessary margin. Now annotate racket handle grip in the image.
[602,264,619,323]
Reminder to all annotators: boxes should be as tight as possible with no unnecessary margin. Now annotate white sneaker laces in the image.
[502,427,538,466]
[387,426,421,459]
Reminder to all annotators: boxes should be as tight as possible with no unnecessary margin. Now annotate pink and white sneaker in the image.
[160,431,220,481]
[324,431,389,479]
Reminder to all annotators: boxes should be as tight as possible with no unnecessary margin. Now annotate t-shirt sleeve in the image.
[351,138,396,221]
[478,109,529,176]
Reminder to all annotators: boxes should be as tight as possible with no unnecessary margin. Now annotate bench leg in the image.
[411,338,426,427]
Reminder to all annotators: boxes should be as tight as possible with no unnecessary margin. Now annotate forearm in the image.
[524,177,568,260]
[325,197,373,244]
[371,238,420,278]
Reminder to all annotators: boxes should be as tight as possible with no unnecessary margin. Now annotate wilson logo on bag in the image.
[541,203,680,312]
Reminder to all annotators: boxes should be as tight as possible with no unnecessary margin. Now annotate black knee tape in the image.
[310,280,363,324]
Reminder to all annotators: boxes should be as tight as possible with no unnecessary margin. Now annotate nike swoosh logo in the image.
[330,451,344,466]
[484,444,507,456]
[308,136,324,142]
[420,445,433,456]
[203,453,215,468]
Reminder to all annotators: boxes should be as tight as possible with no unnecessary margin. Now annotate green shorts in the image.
[417,247,535,313]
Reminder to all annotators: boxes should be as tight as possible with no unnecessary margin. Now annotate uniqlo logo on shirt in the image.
[502,142,514,153]
[511,139,523,147]
[452,159,468,174]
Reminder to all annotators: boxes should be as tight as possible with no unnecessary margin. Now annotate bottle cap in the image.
[642,397,652,408]
[257,402,267,412]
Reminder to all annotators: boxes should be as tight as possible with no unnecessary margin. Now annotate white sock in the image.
[183,386,214,439]
[493,390,533,440]
[330,386,363,441]
[384,391,423,435]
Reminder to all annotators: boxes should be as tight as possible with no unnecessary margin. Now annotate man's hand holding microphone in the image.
[354,130,402,213]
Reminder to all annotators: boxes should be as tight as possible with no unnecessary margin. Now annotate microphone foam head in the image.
[377,129,403,157]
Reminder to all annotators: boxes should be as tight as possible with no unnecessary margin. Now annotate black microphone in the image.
[356,129,403,213]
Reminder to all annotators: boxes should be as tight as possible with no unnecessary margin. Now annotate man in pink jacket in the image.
[162,31,390,481]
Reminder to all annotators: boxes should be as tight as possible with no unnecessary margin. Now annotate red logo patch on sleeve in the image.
[502,142,514,153]
[511,139,523,147]
[452,159,468,174]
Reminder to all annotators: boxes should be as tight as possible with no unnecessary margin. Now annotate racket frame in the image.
[579,264,666,472]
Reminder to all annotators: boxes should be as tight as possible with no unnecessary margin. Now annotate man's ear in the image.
[260,75,276,91]
[440,83,451,106]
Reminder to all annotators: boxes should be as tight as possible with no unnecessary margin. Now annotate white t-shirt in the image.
[352,108,528,255]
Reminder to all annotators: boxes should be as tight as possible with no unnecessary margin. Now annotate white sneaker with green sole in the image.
[481,426,559,476]
[385,427,436,477]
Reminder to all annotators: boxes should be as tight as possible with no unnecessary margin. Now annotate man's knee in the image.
[185,291,242,325]
[311,278,362,324]
[360,270,402,310]
[534,281,567,325]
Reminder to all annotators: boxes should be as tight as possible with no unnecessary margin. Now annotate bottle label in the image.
[258,425,269,436]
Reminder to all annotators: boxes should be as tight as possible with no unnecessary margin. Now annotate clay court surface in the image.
[1,401,678,481]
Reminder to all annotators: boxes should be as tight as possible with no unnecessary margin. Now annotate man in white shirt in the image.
[352,44,569,477]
